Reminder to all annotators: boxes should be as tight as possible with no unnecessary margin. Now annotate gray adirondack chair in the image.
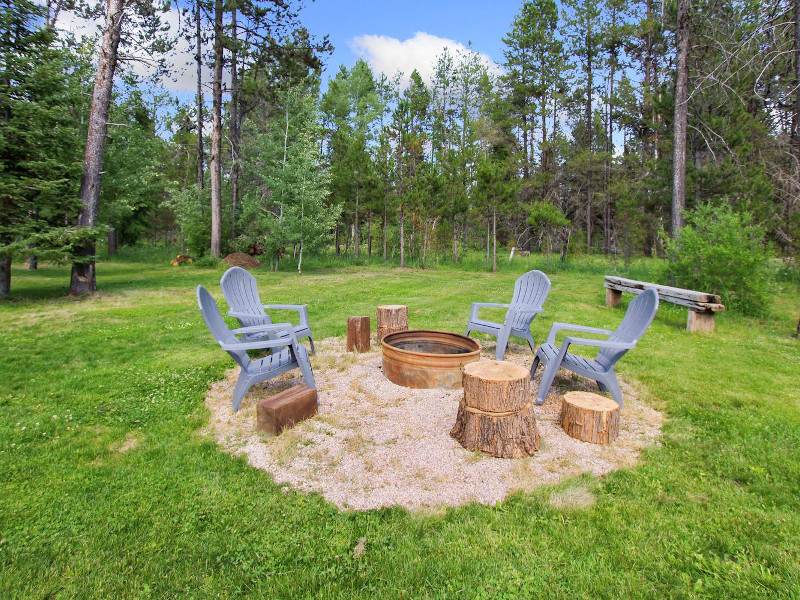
[466,270,552,360]
[197,285,316,411]
[220,266,315,354]
[531,288,659,407]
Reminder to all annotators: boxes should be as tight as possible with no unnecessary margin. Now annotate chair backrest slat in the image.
[509,270,551,330]
[220,266,273,328]
[197,285,250,369]
[597,288,659,368]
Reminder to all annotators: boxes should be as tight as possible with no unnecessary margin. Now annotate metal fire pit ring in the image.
[381,329,481,390]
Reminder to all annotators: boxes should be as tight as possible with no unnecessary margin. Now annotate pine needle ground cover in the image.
[1,259,799,598]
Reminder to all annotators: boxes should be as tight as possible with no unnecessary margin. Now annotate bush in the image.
[661,203,770,316]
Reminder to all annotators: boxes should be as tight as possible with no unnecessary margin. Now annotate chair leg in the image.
[530,355,540,377]
[308,336,316,355]
[535,359,560,405]
[494,328,511,361]
[298,356,316,389]
[522,331,536,354]
[232,373,254,412]
[600,374,624,407]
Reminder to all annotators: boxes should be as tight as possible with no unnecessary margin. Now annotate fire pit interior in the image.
[381,329,481,389]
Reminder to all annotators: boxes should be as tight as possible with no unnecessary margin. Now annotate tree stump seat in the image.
[560,391,620,444]
[376,305,408,342]
[450,360,540,458]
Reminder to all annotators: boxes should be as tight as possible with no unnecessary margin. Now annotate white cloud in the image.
[349,32,501,89]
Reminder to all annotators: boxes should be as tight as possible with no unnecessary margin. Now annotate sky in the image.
[298,0,523,87]
[54,0,524,95]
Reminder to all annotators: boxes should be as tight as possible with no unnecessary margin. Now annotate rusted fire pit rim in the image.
[381,329,481,357]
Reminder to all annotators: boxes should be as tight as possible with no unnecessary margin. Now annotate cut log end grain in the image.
[452,359,540,458]
[560,391,620,445]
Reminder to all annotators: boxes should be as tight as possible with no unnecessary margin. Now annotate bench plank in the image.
[604,276,721,304]
[604,282,725,312]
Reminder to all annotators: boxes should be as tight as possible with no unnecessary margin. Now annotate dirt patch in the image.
[203,337,663,511]
[222,252,261,269]
[116,431,142,453]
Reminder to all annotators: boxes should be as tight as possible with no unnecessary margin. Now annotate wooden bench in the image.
[604,276,724,332]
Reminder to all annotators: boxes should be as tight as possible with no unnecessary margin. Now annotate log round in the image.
[560,391,620,444]
[450,360,540,458]
[346,316,370,353]
[376,304,409,341]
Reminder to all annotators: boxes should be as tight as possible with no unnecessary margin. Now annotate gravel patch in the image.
[203,337,663,511]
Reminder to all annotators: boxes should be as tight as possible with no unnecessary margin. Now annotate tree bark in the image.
[106,225,117,256]
[585,30,594,254]
[671,0,690,236]
[399,203,405,268]
[492,206,497,272]
[209,0,223,258]
[354,182,360,259]
[70,0,126,295]
[195,0,204,190]
[0,255,10,298]
[229,6,240,241]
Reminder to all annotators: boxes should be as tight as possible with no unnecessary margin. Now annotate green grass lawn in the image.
[1,257,799,598]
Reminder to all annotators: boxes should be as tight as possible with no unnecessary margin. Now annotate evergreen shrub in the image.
[661,203,770,316]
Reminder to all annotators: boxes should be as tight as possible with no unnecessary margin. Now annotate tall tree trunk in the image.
[793,0,800,194]
[605,54,616,255]
[209,0,223,258]
[399,204,405,268]
[335,224,340,255]
[585,33,594,254]
[486,218,490,265]
[195,0,204,190]
[229,7,240,241]
[70,0,125,295]
[354,183,360,259]
[107,226,117,256]
[382,200,387,260]
[522,113,529,180]
[492,206,497,272]
[453,220,459,263]
[0,255,10,298]
[367,212,372,257]
[671,0,690,236]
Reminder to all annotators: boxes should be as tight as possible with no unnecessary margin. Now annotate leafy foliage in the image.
[662,203,770,315]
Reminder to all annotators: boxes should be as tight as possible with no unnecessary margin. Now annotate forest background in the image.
[2,0,799,309]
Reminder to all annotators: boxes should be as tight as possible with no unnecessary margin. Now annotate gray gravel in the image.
[204,337,663,511]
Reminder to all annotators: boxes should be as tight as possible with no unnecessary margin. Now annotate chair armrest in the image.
[546,323,614,345]
[263,304,310,325]
[228,310,265,320]
[231,322,294,336]
[220,337,295,352]
[561,336,635,351]
[469,302,509,321]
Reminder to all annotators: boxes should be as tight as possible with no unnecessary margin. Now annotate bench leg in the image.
[687,310,715,332]
[606,288,622,307]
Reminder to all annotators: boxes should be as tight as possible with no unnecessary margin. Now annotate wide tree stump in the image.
[346,316,371,352]
[560,391,620,444]
[376,304,408,342]
[450,360,540,458]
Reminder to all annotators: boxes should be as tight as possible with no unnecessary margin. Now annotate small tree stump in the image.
[376,304,408,342]
[346,316,371,352]
[560,391,620,444]
[450,360,540,458]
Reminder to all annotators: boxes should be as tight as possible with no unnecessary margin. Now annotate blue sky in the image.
[54,0,525,94]
[300,0,523,85]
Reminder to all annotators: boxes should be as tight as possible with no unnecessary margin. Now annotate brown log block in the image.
[606,287,622,307]
[256,385,318,435]
[560,391,619,444]
[346,316,371,352]
[376,304,408,341]
[450,360,540,458]
[686,309,715,332]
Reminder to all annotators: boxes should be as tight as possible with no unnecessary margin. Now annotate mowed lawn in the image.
[1,259,799,598]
